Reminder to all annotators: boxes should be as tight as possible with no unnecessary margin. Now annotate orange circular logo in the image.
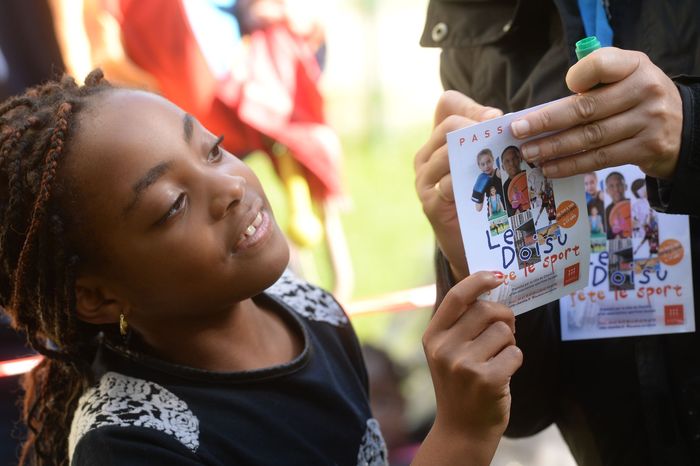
[556,200,579,228]
[659,239,684,266]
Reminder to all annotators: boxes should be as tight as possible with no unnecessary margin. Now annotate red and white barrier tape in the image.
[344,284,435,316]
[0,355,42,378]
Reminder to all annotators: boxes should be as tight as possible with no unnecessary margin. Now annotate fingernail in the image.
[521,144,539,161]
[482,108,502,119]
[511,119,530,137]
[492,271,504,280]
[542,164,558,177]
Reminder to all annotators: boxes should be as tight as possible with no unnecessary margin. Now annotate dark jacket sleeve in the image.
[434,247,561,437]
[71,426,205,466]
[647,77,700,216]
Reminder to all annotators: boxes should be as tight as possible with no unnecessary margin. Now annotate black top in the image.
[471,170,503,206]
[424,1,700,465]
[69,271,387,466]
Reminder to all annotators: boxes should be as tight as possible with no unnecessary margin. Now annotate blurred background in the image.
[0,0,576,464]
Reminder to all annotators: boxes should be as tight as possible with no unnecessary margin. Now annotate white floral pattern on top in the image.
[267,269,348,327]
[356,418,388,466]
[68,372,199,461]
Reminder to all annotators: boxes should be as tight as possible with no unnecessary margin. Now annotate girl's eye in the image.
[157,193,187,225]
[207,135,225,163]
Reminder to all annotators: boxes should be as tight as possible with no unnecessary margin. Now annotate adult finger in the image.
[434,90,503,127]
[566,48,643,93]
[415,114,476,169]
[416,145,450,189]
[427,272,504,335]
[510,80,641,140]
[519,109,645,164]
[434,174,454,203]
[540,137,641,178]
[511,54,652,138]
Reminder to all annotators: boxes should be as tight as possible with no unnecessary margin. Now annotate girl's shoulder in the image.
[265,269,349,327]
[69,371,200,463]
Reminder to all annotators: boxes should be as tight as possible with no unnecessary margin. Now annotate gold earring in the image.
[119,313,128,337]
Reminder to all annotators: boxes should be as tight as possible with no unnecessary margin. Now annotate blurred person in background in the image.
[362,344,433,466]
[48,0,355,301]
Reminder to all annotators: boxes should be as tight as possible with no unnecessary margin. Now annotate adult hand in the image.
[414,271,522,466]
[510,48,683,180]
[415,90,502,280]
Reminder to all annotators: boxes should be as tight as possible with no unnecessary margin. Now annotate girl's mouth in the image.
[233,210,270,252]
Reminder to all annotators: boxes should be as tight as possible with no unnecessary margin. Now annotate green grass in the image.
[248,123,437,301]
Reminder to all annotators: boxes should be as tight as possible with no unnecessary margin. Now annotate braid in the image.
[11,102,72,312]
[0,70,112,466]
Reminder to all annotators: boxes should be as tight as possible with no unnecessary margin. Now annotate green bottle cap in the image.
[575,36,601,60]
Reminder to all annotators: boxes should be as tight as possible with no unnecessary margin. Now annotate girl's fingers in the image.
[486,344,523,380]
[447,299,515,338]
[427,272,505,334]
[460,319,516,362]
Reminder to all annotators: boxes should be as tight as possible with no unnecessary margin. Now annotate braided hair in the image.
[0,70,112,466]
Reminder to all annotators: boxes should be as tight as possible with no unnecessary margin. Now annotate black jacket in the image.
[423,1,700,465]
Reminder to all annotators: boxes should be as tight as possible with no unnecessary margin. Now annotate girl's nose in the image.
[210,173,246,220]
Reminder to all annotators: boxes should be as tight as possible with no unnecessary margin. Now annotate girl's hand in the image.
[414,271,522,466]
[415,91,503,280]
[510,47,682,180]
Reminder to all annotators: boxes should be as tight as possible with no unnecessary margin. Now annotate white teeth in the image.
[239,211,262,244]
[252,212,262,227]
[244,212,262,237]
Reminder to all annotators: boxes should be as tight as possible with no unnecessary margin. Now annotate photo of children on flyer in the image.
[471,145,560,270]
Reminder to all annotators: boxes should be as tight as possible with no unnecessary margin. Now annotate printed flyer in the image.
[559,164,695,340]
[446,108,590,315]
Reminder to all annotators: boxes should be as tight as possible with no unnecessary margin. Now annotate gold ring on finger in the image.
[434,181,452,203]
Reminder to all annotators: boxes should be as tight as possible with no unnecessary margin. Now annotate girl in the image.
[0,72,521,466]
[589,204,604,236]
[486,185,505,220]
[470,149,502,213]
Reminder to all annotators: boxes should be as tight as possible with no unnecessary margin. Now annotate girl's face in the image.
[478,154,494,173]
[584,174,597,194]
[489,186,497,196]
[66,90,289,326]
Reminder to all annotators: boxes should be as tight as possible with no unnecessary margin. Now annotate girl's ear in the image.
[74,276,129,325]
